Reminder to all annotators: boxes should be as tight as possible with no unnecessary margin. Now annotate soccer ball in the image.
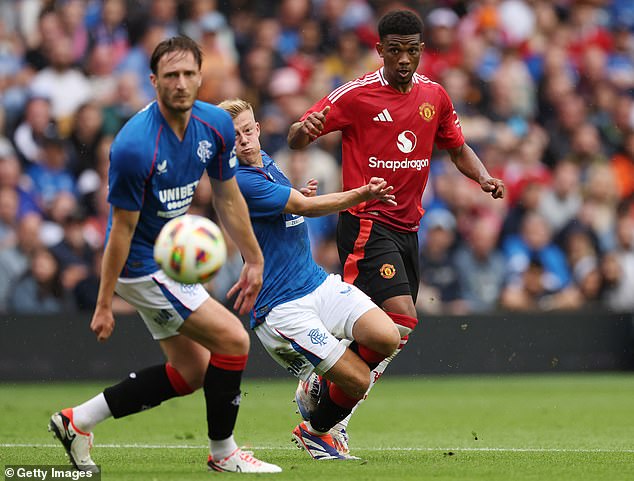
[154,214,227,284]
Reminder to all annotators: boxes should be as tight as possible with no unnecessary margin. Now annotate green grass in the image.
[1,374,633,480]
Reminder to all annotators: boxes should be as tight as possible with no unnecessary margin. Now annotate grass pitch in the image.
[1,374,633,480]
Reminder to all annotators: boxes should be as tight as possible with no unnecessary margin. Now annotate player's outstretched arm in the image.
[287,106,330,149]
[211,177,264,315]
[284,176,396,218]
[447,143,506,199]
[91,207,139,342]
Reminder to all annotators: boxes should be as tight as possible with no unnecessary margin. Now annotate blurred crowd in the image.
[0,0,633,316]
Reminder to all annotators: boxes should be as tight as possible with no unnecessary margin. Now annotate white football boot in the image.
[48,409,99,473]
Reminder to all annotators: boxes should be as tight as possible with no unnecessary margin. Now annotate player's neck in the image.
[383,70,414,93]
[158,103,191,141]
[387,80,414,94]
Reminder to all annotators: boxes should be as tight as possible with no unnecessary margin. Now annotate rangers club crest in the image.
[197,140,213,163]
[419,102,436,122]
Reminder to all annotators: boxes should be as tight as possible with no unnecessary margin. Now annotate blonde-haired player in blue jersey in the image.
[219,98,401,460]
[48,37,280,474]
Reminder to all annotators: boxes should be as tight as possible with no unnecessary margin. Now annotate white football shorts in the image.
[254,273,377,381]
[115,269,210,340]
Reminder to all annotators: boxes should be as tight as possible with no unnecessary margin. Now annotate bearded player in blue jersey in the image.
[48,37,281,474]
[218,98,401,461]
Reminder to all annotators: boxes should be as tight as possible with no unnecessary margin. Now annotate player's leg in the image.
[291,349,370,460]
[335,213,419,434]
[288,274,399,459]
[48,273,208,473]
[254,290,369,460]
[178,296,281,473]
[295,276,401,455]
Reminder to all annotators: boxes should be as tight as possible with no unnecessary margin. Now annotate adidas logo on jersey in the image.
[373,108,393,122]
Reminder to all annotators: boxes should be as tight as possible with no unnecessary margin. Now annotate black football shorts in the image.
[336,211,419,306]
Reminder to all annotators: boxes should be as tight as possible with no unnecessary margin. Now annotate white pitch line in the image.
[2,444,634,453]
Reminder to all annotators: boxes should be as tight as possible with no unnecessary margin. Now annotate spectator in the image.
[197,12,240,104]
[0,211,43,312]
[29,34,92,134]
[26,127,77,215]
[563,226,602,304]
[0,186,19,249]
[499,256,583,311]
[56,0,89,64]
[503,211,571,293]
[538,159,582,237]
[0,143,39,218]
[7,246,66,314]
[68,101,105,178]
[13,95,55,167]
[417,209,468,315]
[100,72,147,134]
[49,209,94,295]
[454,215,507,313]
[418,7,462,82]
[600,250,634,312]
[88,0,129,67]
[23,8,64,72]
[116,21,166,103]
[321,29,378,92]
[580,162,619,251]
[610,129,634,201]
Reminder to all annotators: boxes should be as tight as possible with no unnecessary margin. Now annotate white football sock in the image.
[72,393,112,432]
[210,434,238,461]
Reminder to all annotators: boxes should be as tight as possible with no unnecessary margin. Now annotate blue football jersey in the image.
[236,151,328,328]
[106,100,236,278]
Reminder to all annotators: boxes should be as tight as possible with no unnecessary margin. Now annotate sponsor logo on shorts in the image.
[339,286,352,295]
[380,263,396,279]
[153,309,173,326]
[308,328,328,346]
[285,357,307,377]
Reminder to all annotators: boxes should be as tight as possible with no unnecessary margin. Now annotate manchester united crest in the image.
[380,263,396,279]
[419,102,436,122]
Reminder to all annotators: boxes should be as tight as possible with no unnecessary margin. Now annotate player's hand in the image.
[227,261,263,315]
[367,177,397,206]
[480,177,505,199]
[301,106,330,140]
[90,306,115,342]
[299,178,318,197]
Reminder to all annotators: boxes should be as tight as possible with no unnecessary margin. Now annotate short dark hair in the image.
[378,10,424,39]
[150,36,203,75]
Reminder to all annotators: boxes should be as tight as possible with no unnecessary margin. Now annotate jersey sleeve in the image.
[206,108,237,181]
[107,138,149,211]
[299,91,351,137]
[236,169,291,219]
[434,86,465,151]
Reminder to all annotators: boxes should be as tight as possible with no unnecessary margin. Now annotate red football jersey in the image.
[301,68,464,232]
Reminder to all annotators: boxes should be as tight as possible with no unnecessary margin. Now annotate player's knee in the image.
[377,327,401,357]
[220,327,250,355]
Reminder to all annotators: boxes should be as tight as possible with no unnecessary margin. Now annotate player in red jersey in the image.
[287,9,505,452]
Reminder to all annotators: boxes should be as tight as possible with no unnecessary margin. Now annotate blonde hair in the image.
[217,98,253,119]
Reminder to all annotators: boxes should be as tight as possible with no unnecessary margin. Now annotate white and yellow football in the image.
[154,214,227,284]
